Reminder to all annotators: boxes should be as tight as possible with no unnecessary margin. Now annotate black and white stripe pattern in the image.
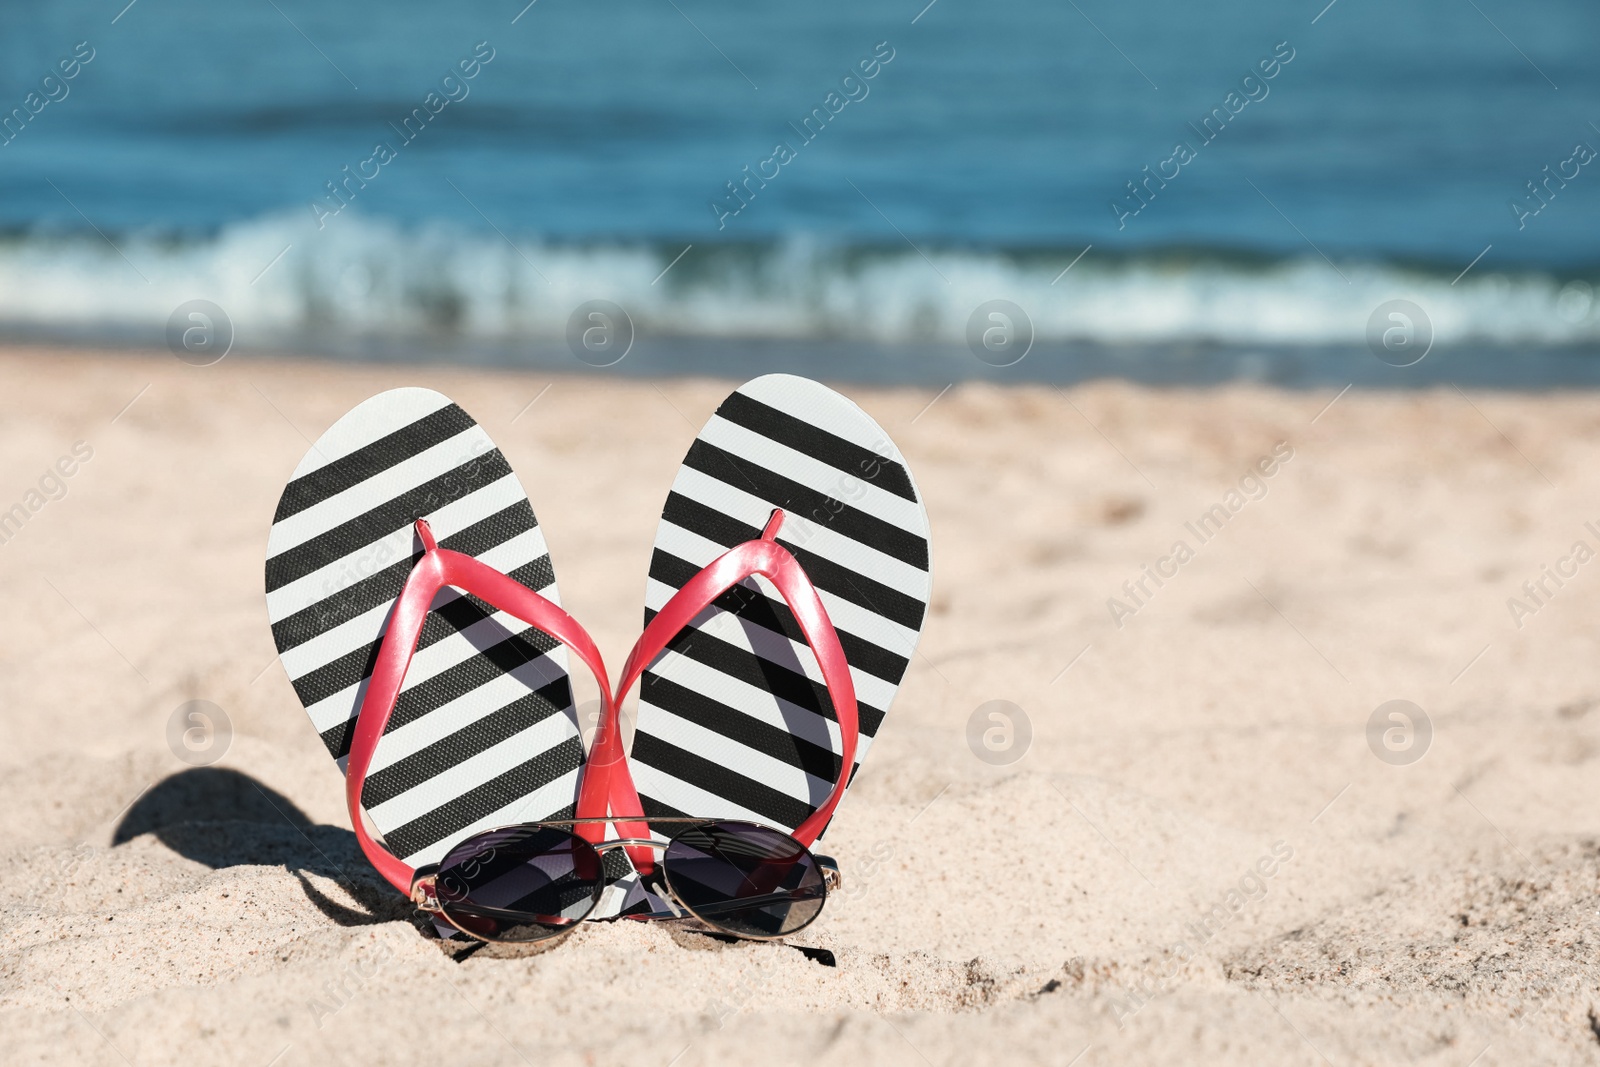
[631,374,932,839]
[265,388,583,870]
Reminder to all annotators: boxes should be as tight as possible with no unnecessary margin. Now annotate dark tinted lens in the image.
[435,826,603,943]
[662,821,825,938]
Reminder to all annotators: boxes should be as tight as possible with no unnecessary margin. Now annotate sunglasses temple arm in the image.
[612,509,859,849]
[346,518,618,897]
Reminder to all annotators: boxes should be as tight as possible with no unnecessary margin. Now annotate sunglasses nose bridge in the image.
[592,837,665,852]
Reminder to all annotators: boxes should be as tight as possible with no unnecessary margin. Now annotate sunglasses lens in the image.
[662,821,825,938]
[435,826,603,943]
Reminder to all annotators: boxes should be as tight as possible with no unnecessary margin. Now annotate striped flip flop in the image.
[626,374,932,843]
[264,388,585,880]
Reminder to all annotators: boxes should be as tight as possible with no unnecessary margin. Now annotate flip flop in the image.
[624,374,932,850]
[264,387,586,881]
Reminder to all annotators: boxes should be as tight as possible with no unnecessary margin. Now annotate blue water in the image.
[1,0,1598,378]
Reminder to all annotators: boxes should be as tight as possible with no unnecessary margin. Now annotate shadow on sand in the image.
[112,767,415,929]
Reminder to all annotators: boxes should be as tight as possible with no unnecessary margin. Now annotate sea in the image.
[1,0,1598,386]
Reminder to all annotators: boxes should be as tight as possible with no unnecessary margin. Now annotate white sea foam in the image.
[0,211,1595,347]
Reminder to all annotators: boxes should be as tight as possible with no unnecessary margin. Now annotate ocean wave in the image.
[0,211,1596,348]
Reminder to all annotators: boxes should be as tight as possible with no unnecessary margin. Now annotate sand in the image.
[2,346,1599,1065]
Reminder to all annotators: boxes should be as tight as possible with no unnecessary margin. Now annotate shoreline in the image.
[7,335,1600,391]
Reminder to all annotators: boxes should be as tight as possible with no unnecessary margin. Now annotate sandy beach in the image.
[3,345,1599,1065]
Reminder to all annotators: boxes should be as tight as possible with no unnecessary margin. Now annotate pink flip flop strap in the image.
[344,518,615,896]
[346,509,859,896]
[586,509,860,850]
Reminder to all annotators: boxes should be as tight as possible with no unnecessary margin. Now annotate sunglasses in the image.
[409,816,842,945]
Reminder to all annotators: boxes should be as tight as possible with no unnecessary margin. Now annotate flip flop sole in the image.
[631,374,932,836]
[265,387,583,870]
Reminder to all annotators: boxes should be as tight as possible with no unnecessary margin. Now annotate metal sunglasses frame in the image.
[407,816,843,946]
